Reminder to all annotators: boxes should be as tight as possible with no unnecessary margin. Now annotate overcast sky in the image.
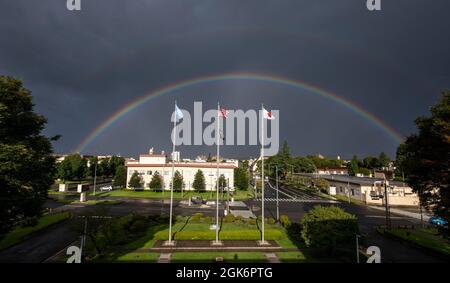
[1,0,449,159]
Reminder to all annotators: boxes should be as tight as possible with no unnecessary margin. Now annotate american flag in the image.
[219,108,229,118]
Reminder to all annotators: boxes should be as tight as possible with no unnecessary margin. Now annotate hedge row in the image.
[153,229,284,240]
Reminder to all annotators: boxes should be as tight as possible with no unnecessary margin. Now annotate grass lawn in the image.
[97,189,252,201]
[0,212,71,251]
[276,251,307,263]
[94,252,159,263]
[72,199,122,205]
[152,221,284,240]
[171,252,267,263]
[380,228,450,257]
[333,194,365,205]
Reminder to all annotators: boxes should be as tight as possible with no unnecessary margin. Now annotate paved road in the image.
[0,199,218,263]
[245,182,445,263]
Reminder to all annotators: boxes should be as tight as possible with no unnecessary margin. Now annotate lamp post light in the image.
[93,159,98,197]
[269,164,280,222]
[356,234,361,263]
[375,180,391,229]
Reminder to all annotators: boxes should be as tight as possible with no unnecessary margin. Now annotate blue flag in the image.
[175,104,184,121]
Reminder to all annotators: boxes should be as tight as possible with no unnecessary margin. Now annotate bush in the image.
[202,216,213,223]
[280,215,291,228]
[248,218,257,225]
[223,214,236,223]
[129,219,148,233]
[267,218,276,225]
[301,205,359,255]
[191,213,204,223]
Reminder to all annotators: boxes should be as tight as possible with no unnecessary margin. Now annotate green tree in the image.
[312,178,329,192]
[378,152,390,168]
[234,167,249,190]
[113,165,127,188]
[128,172,143,189]
[88,156,98,178]
[291,156,316,173]
[0,76,57,235]
[99,158,110,177]
[218,174,227,190]
[397,91,450,221]
[193,170,206,191]
[279,140,292,177]
[148,171,163,191]
[347,155,360,176]
[301,205,359,255]
[172,170,184,192]
[57,154,87,181]
[109,156,125,177]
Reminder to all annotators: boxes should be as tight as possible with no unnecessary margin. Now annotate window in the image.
[147,170,152,175]
[351,189,355,196]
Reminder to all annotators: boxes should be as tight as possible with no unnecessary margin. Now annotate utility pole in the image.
[356,234,361,263]
[93,159,97,196]
[384,180,391,229]
[275,165,279,222]
[347,181,351,204]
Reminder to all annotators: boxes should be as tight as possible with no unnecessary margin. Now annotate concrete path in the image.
[158,253,171,263]
[368,206,431,222]
[264,253,280,263]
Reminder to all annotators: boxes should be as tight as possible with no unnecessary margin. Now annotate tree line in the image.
[56,154,126,183]
[128,169,228,192]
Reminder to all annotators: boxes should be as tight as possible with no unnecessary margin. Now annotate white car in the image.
[100,185,113,192]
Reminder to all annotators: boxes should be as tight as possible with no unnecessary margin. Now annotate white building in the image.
[126,150,237,191]
[323,175,419,207]
[316,167,348,175]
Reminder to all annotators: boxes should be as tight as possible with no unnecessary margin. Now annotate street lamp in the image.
[269,164,280,222]
[93,159,98,196]
[356,234,361,263]
[374,180,391,229]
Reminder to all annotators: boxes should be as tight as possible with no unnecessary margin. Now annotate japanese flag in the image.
[263,108,275,120]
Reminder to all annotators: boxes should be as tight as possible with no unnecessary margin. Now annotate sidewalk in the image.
[368,206,431,222]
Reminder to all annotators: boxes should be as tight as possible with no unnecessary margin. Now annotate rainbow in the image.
[74,73,404,153]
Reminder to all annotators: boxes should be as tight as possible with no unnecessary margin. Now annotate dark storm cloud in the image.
[0,0,449,159]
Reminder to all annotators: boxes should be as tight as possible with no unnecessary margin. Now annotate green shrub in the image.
[267,218,276,225]
[202,216,213,223]
[223,214,236,223]
[248,218,257,225]
[191,213,204,223]
[301,205,359,255]
[129,219,148,233]
[280,215,291,228]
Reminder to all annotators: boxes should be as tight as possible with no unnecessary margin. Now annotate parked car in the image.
[100,185,113,192]
[429,216,448,227]
[191,196,203,204]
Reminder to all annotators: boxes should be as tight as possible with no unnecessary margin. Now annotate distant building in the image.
[316,167,348,175]
[171,151,180,162]
[322,175,419,207]
[126,149,237,191]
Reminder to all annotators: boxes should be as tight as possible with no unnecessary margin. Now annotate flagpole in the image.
[168,102,177,245]
[261,104,266,244]
[215,101,220,244]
